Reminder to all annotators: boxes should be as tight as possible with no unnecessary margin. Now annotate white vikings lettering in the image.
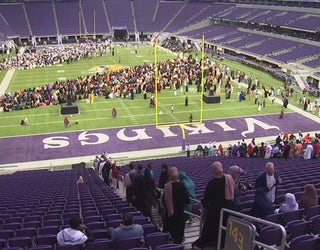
[157,127,178,137]
[213,121,236,131]
[117,128,152,141]
[241,118,279,137]
[78,131,109,145]
[43,137,69,149]
[184,124,215,135]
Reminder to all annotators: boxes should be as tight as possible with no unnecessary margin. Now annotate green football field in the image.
[0,44,313,138]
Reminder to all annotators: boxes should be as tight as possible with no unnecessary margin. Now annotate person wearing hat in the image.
[57,216,93,246]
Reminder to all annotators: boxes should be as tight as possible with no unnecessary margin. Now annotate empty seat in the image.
[0,229,15,240]
[142,224,159,236]
[258,226,283,246]
[56,245,82,250]
[289,234,319,250]
[285,219,311,241]
[86,239,112,250]
[144,232,170,249]
[15,227,37,237]
[113,237,142,250]
[28,245,54,250]
[38,226,60,235]
[35,234,57,246]
[7,236,33,249]
[154,243,184,250]
[90,229,109,239]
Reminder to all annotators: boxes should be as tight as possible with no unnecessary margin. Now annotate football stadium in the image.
[0,0,319,249]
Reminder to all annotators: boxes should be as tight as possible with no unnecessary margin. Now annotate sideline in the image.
[1,131,319,172]
[0,69,15,95]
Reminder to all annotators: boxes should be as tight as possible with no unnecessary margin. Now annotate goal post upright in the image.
[200,34,205,123]
[154,34,206,152]
[154,35,159,126]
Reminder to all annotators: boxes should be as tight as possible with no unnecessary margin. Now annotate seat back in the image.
[144,232,170,249]
[56,245,82,250]
[290,235,319,250]
[8,236,32,248]
[286,220,311,240]
[259,226,283,246]
[113,237,141,250]
[28,245,54,250]
[154,243,184,250]
[86,239,112,250]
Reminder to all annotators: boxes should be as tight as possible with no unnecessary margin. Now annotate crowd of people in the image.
[1,38,287,116]
[63,150,320,250]
[192,132,320,160]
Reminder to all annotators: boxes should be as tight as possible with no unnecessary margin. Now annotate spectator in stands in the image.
[110,213,144,241]
[163,167,190,244]
[303,141,314,159]
[186,143,191,157]
[109,161,120,190]
[158,164,169,189]
[298,184,318,209]
[275,193,298,214]
[258,142,266,158]
[251,188,274,219]
[282,140,291,159]
[192,161,234,250]
[313,139,320,158]
[133,165,157,219]
[227,165,246,211]
[238,140,247,157]
[264,143,273,159]
[57,216,93,246]
[101,158,111,186]
[178,171,195,222]
[293,139,303,158]
[255,162,282,204]
[124,162,136,205]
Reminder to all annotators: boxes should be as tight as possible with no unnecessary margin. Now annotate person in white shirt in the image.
[57,217,93,246]
[304,142,314,159]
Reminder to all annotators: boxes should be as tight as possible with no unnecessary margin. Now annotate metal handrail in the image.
[218,208,287,250]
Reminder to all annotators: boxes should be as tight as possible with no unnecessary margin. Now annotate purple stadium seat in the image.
[15,227,37,237]
[144,232,170,249]
[142,223,159,236]
[35,234,57,246]
[38,226,60,235]
[305,205,320,221]
[311,215,320,235]
[0,229,14,240]
[7,236,33,249]
[289,234,319,250]
[86,239,112,250]
[154,243,184,250]
[103,214,122,222]
[2,223,22,231]
[106,219,122,228]
[90,229,109,239]
[56,245,82,250]
[133,216,149,225]
[258,226,283,246]
[28,246,53,250]
[285,219,311,241]
[86,221,106,230]
[113,237,142,250]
